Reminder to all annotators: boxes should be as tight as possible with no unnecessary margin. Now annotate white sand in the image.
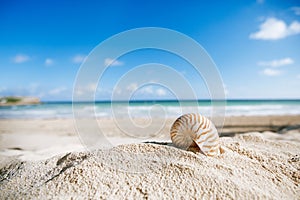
[1,131,299,199]
[1,116,300,161]
[0,117,300,199]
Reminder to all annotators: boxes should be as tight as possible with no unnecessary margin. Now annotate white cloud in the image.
[72,55,86,64]
[45,58,54,66]
[262,68,282,76]
[259,58,293,77]
[12,54,30,63]
[104,58,123,67]
[297,74,300,79]
[139,86,154,95]
[156,88,166,96]
[74,83,97,97]
[49,87,67,95]
[291,7,300,15]
[250,17,300,40]
[126,83,138,92]
[124,84,167,97]
[87,83,98,92]
[113,87,122,95]
[258,58,294,67]
[138,86,167,96]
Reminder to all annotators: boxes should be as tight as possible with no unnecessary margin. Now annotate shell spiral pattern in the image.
[170,113,220,157]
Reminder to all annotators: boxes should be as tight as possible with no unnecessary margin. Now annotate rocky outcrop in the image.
[0,96,40,106]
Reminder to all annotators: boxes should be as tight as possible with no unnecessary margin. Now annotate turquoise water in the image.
[0,100,300,119]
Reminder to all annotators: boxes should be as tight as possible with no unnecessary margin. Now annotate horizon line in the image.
[42,98,300,103]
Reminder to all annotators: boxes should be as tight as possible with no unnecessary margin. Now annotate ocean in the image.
[0,100,300,119]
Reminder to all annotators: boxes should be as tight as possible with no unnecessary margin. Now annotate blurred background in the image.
[0,0,299,102]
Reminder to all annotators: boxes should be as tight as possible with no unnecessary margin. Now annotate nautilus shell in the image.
[170,113,220,157]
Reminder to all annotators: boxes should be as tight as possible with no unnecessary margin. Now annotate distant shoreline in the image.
[0,96,41,107]
[1,99,300,118]
[1,99,299,105]
[42,99,300,104]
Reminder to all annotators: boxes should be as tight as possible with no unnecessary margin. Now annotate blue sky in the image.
[0,0,300,100]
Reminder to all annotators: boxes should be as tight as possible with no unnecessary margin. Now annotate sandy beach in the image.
[0,115,300,199]
[2,0,300,198]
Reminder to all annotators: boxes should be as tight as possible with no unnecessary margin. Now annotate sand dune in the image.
[1,131,299,199]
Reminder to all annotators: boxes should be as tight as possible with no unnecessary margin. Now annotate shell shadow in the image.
[143,141,172,146]
[143,141,203,154]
